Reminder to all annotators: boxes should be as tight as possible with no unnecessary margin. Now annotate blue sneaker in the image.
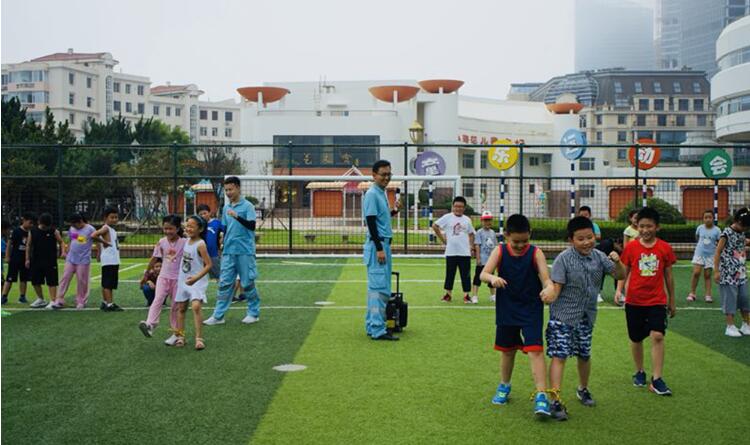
[491,383,511,405]
[649,377,672,396]
[533,391,551,417]
[632,370,647,387]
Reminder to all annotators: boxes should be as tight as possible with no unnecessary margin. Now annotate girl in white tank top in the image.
[173,215,212,350]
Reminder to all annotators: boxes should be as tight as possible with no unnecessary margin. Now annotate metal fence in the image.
[2,143,749,256]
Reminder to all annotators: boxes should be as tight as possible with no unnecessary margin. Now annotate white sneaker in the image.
[725,325,742,337]
[740,323,750,336]
[30,298,47,308]
[164,334,178,346]
[242,315,259,324]
[490,295,496,303]
[203,316,225,326]
[471,296,479,304]
[597,294,604,303]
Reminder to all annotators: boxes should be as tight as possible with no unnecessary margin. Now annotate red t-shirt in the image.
[620,238,676,306]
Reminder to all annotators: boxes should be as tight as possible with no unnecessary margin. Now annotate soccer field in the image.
[1,258,748,445]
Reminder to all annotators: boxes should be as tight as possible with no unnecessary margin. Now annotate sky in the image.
[1,0,628,102]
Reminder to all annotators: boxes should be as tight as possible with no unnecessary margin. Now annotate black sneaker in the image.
[1,295,8,305]
[232,294,247,303]
[576,387,596,406]
[550,400,568,421]
[100,302,110,311]
[18,295,28,304]
[649,377,672,396]
[632,370,647,387]
[372,333,400,341]
[108,303,124,312]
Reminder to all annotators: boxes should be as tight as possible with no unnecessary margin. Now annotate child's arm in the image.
[615,266,630,305]
[5,236,12,264]
[91,225,111,247]
[54,230,67,257]
[431,223,446,244]
[480,246,507,288]
[665,265,676,318]
[25,230,33,268]
[609,251,627,280]
[469,231,475,255]
[713,236,726,284]
[186,242,212,286]
[534,248,555,302]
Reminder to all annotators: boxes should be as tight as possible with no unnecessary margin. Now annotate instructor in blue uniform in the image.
[363,160,399,341]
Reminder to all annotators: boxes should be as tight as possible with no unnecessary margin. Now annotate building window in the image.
[125,102,132,113]
[125,84,131,94]
[657,115,667,126]
[617,148,627,160]
[480,154,487,169]
[694,99,704,111]
[166,106,171,117]
[68,113,75,124]
[225,128,232,138]
[639,99,649,110]
[68,93,75,105]
[614,82,623,93]
[211,127,218,136]
[692,82,702,93]
[137,85,144,96]
[654,82,662,93]
[200,127,207,136]
[68,73,74,85]
[673,82,682,93]
[697,115,707,126]
[225,111,233,121]
[580,157,595,171]
[462,152,474,169]
[654,99,664,111]
[595,115,602,125]
[86,97,93,108]
[542,154,552,163]
[677,99,689,111]
[530,156,539,166]
[595,131,602,142]
[200,110,207,120]
[634,81,642,93]
[153,105,159,115]
[636,115,646,126]
[617,131,627,142]
[676,115,685,126]
[113,82,120,93]
[212,110,218,121]
[463,183,474,198]
[618,114,627,125]
[579,184,595,198]
[529,183,536,194]
[114,100,121,111]
[175,107,181,117]
[137,103,145,114]
[481,183,488,197]
[86,77,92,88]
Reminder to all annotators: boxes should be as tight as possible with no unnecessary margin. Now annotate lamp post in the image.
[409,120,424,148]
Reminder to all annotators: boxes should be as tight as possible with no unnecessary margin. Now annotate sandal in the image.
[195,337,205,351]
[174,336,185,348]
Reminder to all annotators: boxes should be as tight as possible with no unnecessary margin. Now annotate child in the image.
[614,209,641,304]
[204,176,261,326]
[140,259,162,306]
[577,206,601,241]
[138,215,186,345]
[544,216,626,420]
[713,207,750,337]
[480,214,555,418]
[197,204,224,280]
[25,213,66,308]
[2,212,35,305]
[432,196,476,303]
[50,213,95,310]
[92,207,123,312]
[173,215,212,350]
[616,207,676,396]
[1,218,10,280]
[472,211,497,303]
[688,209,721,303]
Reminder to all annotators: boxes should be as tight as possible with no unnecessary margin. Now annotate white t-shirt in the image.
[435,213,475,256]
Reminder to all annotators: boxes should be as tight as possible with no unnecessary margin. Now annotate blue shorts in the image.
[494,324,543,353]
[545,318,593,360]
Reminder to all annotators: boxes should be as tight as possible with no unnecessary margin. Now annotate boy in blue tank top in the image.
[480,214,555,418]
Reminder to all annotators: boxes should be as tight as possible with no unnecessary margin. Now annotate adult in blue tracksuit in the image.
[363,160,399,341]
[204,176,260,325]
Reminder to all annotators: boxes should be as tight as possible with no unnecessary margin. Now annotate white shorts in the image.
[691,254,714,268]
[175,282,208,303]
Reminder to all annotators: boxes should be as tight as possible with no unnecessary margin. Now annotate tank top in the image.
[495,243,543,326]
[100,225,120,266]
[178,239,209,291]
[30,226,57,266]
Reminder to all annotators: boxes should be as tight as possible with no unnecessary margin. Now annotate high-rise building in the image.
[575,0,656,72]
[656,0,750,76]
[712,15,750,142]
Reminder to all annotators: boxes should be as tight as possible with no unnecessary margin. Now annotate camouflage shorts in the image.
[545,319,593,360]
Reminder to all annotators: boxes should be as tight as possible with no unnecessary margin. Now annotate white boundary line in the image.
[90,263,146,281]
[2,305,722,312]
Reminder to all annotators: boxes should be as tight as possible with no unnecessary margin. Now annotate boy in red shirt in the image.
[615,207,676,396]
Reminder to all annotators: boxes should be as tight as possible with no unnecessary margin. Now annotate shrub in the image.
[616,198,686,224]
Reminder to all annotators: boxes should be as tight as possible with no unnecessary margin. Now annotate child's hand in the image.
[614,290,624,305]
[186,276,197,286]
[608,251,620,263]
[148,282,156,290]
[539,284,555,304]
[714,270,720,284]
[24,259,30,269]
[491,276,507,289]
[668,304,676,318]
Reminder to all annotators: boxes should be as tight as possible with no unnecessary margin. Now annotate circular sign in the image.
[488,139,519,171]
[701,149,733,179]
[559,129,587,160]
[414,151,446,176]
[628,138,661,170]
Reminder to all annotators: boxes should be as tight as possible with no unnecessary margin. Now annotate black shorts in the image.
[101,265,119,290]
[5,260,30,283]
[625,304,667,343]
[472,265,492,287]
[31,264,58,286]
[494,324,544,353]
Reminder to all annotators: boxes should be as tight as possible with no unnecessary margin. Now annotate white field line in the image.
[260,262,716,268]
[90,263,146,281]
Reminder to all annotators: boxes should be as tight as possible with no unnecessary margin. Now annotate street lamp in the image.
[409,120,424,145]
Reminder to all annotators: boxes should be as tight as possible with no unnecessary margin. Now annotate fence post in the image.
[172,143,179,214]
[287,140,293,254]
[403,142,409,253]
[518,142,525,216]
[634,141,640,208]
[56,143,64,228]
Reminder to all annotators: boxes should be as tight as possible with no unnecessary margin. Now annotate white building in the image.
[712,14,750,142]
[2,49,241,143]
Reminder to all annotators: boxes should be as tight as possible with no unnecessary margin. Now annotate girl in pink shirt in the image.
[138,215,186,345]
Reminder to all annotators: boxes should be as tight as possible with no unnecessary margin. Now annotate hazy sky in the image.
[1,0,590,101]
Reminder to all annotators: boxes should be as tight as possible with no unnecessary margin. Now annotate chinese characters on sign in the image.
[701,149,733,179]
[628,138,661,170]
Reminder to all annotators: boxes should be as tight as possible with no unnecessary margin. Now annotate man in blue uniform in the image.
[363,160,399,341]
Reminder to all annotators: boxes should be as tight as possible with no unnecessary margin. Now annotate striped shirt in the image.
[550,247,615,326]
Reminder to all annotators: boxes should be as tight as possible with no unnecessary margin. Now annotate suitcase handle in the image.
[392,271,400,294]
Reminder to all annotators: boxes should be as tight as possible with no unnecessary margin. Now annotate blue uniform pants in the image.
[364,240,392,338]
[213,253,260,320]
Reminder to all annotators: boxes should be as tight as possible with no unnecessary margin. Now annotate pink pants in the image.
[56,262,90,306]
[146,275,178,330]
